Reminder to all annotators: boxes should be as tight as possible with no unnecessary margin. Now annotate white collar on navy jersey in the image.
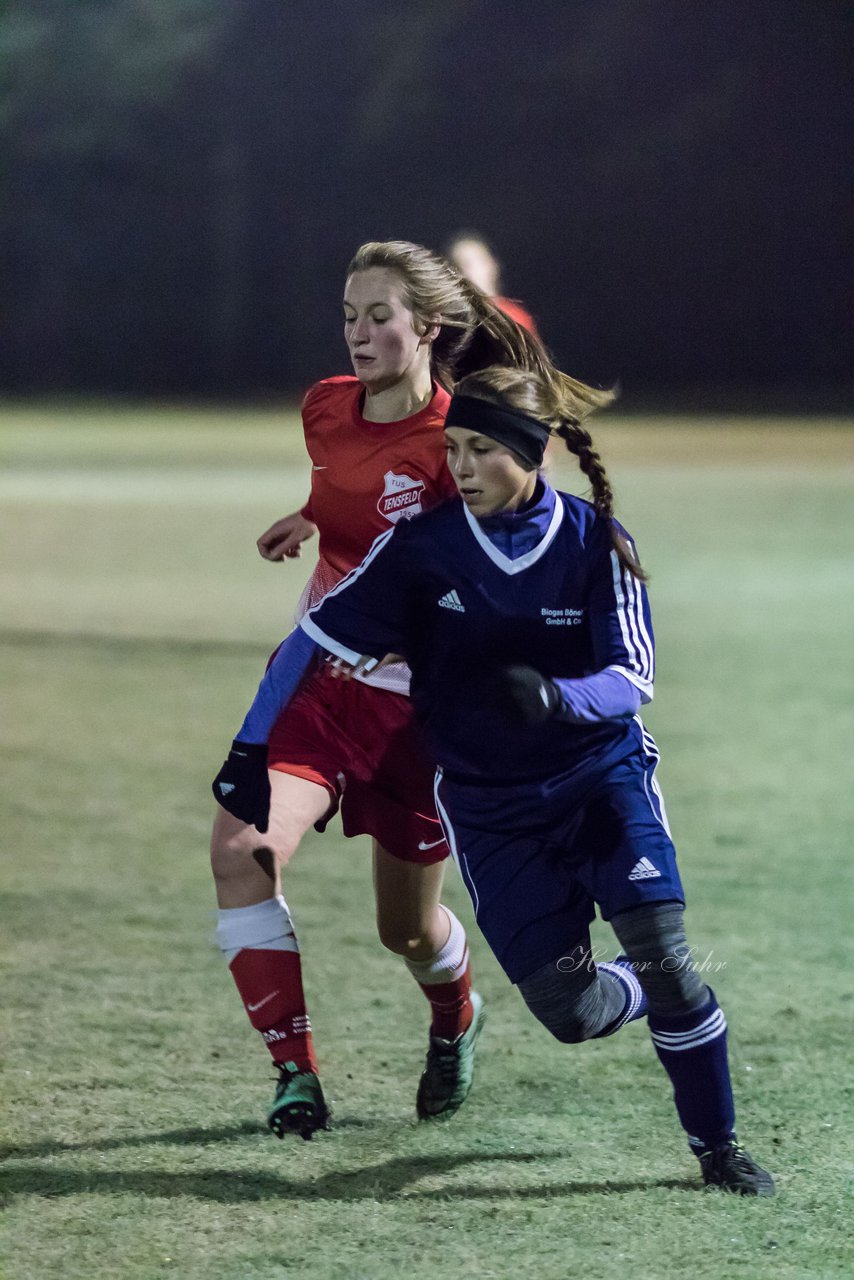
[463,480,563,575]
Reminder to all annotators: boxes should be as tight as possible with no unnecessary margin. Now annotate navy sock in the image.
[648,989,735,1153]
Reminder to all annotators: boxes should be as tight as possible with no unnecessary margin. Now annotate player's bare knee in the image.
[210,837,255,888]
[375,918,428,957]
[210,825,293,888]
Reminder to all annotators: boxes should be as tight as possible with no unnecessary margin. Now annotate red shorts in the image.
[267,666,448,864]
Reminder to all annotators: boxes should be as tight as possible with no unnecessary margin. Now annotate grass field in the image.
[2,404,853,1280]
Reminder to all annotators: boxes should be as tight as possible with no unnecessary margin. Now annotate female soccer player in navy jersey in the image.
[216,365,775,1195]
[210,240,611,1141]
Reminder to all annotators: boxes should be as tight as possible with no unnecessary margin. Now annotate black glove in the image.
[501,664,563,726]
[212,740,271,833]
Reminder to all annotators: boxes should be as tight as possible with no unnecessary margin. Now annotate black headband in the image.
[445,394,551,468]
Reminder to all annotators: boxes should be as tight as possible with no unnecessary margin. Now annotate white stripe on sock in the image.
[650,1009,727,1052]
[598,960,645,1031]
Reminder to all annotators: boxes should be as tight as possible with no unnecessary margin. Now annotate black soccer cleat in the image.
[268,1061,331,1141]
[697,1139,776,1196]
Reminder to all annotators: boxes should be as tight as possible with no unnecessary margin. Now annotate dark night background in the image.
[1,0,851,403]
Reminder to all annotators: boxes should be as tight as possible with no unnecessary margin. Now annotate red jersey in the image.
[295,377,456,691]
[494,296,539,337]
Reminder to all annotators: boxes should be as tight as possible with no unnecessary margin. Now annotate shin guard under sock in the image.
[404,907,474,1040]
[648,988,736,1152]
[216,896,317,1073]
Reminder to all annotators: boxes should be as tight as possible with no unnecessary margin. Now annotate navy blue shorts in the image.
[434,728,684,984]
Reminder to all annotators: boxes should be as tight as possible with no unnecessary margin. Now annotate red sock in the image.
[420,956,474,1040]
[229,948,318,1073]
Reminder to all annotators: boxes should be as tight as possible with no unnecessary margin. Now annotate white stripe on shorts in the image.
[433,769,480,917]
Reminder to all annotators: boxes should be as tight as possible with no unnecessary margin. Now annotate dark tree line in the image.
[1,0,850,398]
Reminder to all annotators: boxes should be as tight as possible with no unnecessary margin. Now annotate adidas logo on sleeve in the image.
[438,589,465,612]
[628,856,661,881]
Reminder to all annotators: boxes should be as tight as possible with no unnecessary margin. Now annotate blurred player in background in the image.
[217,365,775,1196]
[446,230,539,336]
[211,239,610,1140]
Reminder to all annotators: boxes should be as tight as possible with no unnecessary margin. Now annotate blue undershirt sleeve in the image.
[553,667,642,724]
[235,627,319,744]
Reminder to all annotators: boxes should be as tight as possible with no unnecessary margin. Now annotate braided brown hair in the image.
[453,365,646,582]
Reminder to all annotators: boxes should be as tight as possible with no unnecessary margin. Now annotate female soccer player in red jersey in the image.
[211,240,608,1140]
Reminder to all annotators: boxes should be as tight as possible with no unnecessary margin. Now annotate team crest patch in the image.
[377,471,426,523]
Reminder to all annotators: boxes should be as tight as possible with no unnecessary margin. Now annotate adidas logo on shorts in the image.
[438,589,465,612]
[628,856,661,881]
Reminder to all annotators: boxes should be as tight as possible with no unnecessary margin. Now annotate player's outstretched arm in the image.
[257,509,317,560]
[212,628,320,831]
[299,521,411,674]
[217,513,412,829]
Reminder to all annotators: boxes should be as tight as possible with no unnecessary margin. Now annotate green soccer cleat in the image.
[698,1140,776,1196]
[268,1061,331,1141]
[416,990,486,1121]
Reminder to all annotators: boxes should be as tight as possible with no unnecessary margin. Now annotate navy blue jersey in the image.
[301,486,654,785]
